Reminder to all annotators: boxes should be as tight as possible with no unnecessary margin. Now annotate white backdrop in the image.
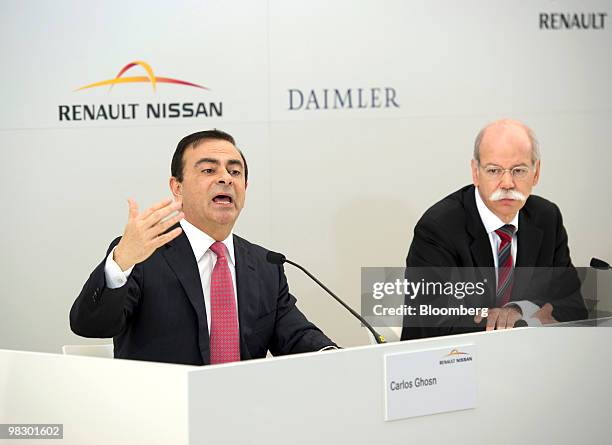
[0,0,610,352]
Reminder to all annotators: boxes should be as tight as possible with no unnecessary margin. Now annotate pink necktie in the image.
[209,241,240,364]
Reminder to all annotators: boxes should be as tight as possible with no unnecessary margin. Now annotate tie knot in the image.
[495,224,515,242]
[210,241,227,259]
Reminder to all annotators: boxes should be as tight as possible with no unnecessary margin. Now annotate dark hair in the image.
[171,129,248,182]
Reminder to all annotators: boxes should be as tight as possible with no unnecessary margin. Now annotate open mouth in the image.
[212,194,233,205]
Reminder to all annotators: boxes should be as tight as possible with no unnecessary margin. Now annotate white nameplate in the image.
[384,344,477,421]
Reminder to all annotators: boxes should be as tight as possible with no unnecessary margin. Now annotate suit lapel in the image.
[513,206,543,302]
[233,235,260,361]
[465,186,495,268]
[161,227,210,364]
[516,207,543,267]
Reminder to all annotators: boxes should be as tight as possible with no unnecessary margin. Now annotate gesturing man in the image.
[71,130,336,365]
[401,119,587,340]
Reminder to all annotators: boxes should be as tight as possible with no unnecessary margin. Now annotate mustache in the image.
[489,189,527,202]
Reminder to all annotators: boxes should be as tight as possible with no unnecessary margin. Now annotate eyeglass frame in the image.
[477,162,536,180]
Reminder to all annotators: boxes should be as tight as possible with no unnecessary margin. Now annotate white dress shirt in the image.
[104,219,239,333]
[474,187,539,319]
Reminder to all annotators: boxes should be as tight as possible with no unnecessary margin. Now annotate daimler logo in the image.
[539,12,607,30]
[288,87,400,111]
[58,60,222,122]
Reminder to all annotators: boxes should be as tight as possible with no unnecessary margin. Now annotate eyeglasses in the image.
[480,165,531,180]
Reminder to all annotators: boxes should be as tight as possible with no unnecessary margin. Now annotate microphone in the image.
[514,319,529,327]
[590,257,611,270]
[266,251,286,265]
[266,251,386,344]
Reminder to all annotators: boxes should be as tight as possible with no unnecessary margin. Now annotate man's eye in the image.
[201,168,214,174]
[230,170,242,176]
[487,168,501,175]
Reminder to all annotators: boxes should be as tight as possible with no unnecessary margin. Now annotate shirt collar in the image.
[474,186,519,235]
[179,219,235,266]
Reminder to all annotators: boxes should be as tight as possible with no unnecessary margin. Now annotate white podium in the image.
[1,326,611,444]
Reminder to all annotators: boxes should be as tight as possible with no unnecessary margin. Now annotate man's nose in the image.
[500,170,515,189]
[217,169,233,184]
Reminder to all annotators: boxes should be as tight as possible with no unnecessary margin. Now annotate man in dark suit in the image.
[401,119,587,340]
[70,130,336,365]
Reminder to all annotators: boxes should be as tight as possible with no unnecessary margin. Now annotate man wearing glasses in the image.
[401,119,587,340]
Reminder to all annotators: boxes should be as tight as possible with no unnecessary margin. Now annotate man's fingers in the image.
[144,200,183,228]
[146,202,183,229]
[149,211,184,237]
[541,303,554,316]
[152,227,183,248]
[533,303,557,325]
[127,198,139,220]
[510,311,523,328]
[482,308,524,331]
[486,311,499,331]
[495,311,508,330]
[140,198,175,221]
[498,308,524,329]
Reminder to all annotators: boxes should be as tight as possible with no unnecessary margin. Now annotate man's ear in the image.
[169,176,182,199]
[532,160,541,186]
[471,159,479,187]
[245,180,249,190]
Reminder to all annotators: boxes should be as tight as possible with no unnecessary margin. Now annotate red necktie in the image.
[209,241,240,364]
[495,224,515,307]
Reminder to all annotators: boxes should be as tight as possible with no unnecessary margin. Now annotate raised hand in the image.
[113,198,184,271]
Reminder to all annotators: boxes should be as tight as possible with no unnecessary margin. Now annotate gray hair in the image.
[473,121,541,165]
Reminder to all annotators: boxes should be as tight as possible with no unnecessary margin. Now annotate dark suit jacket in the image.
[401,185,588,340]
[70,231,336,365]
